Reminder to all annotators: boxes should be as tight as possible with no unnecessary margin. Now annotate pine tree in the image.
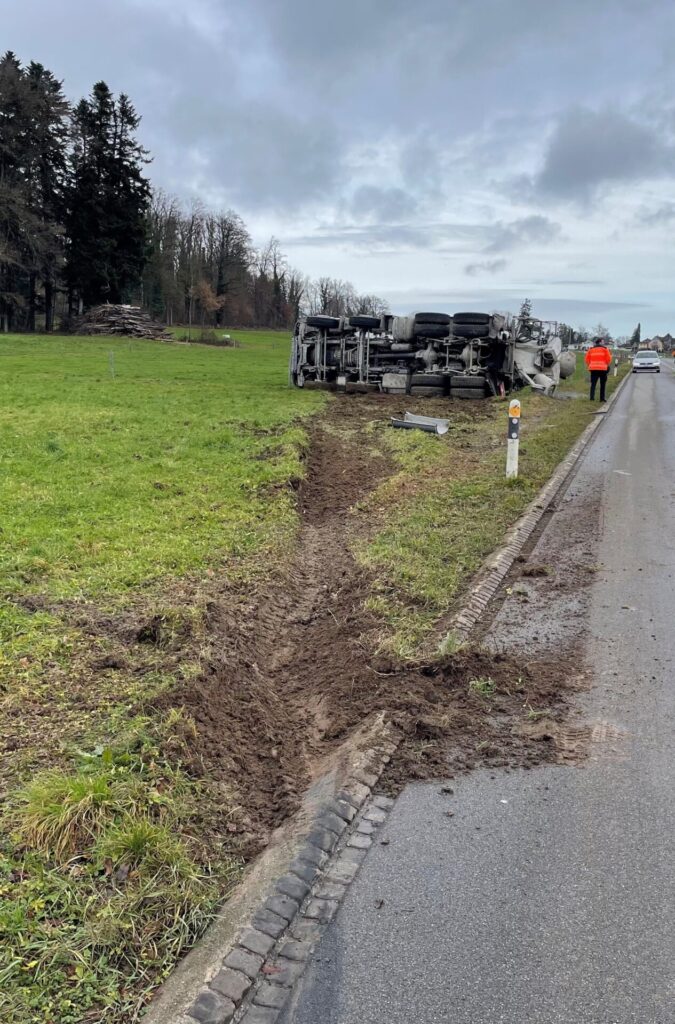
[629,322,641,350]
[65,82,150,308]
[0,51,31,331]
[518,297,533,319]
[24,62,69,330]
[0,52,69,331]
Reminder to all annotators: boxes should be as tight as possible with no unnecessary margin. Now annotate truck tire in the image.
[452,323,490,339]
[450,375,487,389]
[348,314,381,329]
[452,312,491,325]
[450,374,487,385]
[451,387,487,399]
[411,373,446,388]
[306,315,340,329]
[413,323,450,339]
[410,385,446,397]
[414,312,452,325]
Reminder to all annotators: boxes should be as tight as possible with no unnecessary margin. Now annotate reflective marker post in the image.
[506,399,521,479]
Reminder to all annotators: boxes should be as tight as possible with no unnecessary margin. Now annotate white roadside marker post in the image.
[506,398,521,479]
[613,356,618,378]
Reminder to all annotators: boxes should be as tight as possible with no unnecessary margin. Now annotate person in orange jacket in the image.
[585,338,613,402]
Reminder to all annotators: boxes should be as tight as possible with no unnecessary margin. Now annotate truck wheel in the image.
[306,315,340,329]
[348,314,381,328]
[411,373,446,388]
[414,312,452,325]
[410,385,446,397]
[451,387,487,399]
[450,374,487,389]
[452,312,491,325]
[452,323,490,339]
[413,323,450,339]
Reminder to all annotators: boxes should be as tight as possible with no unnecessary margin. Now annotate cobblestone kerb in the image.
[183,737,400,1024]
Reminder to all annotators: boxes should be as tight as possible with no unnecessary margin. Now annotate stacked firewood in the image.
[73,304,172,340]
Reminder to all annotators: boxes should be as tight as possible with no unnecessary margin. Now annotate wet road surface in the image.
[279,368,675,1024]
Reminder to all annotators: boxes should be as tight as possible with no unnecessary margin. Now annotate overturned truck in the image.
[290,311,576,398]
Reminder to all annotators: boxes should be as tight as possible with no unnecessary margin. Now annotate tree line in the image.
[0,51,385,333]
[141,193,387,330]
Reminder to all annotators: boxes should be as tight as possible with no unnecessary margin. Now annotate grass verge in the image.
[359,359,630,656]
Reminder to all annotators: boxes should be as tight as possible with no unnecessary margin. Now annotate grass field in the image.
[0,330,323,698]
[0,330,323,1024]
[0,334,627,1023]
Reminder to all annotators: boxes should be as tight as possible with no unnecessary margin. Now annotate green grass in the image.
[0,331,319,598]
[468,676,496,697]
[1,721,236,1024]
[0,331,323,701]
[0,329,321,1023]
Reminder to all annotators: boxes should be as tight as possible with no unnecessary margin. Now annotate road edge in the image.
[448,373,630,643]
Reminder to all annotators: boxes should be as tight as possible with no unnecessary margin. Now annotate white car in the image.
[632,350,661,373]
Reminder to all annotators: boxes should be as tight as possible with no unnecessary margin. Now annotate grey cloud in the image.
[635,201,675,226]
[533,108,674,200]
[166,96,342,209]
[485,215,562,253]
[284,222,492,253]
[347,186,419,222]
[544,280,606,286]
[380,289,649,321]
[464,259,508,276]
[288,215,560,261]
[9,0,675,222]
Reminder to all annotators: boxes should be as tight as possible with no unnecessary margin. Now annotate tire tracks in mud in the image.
[161,396,583,855]
[160,399,394,851]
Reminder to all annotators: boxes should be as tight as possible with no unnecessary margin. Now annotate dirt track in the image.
[155,396,583,857]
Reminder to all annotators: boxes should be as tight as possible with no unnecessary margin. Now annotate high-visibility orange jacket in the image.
[585,345,612,371]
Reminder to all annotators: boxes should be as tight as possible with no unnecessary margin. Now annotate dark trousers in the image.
[590,369,608,401]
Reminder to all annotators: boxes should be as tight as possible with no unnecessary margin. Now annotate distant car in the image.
[632,350,661,373]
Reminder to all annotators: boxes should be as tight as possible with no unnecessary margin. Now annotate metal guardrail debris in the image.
[390,412,450,435]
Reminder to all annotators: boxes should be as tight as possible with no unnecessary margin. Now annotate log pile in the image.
[73,304,172,340]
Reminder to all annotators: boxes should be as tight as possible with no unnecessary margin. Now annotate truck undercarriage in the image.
[290,311,576,398]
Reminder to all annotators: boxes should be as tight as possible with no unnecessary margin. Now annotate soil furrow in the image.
[159,396,584,857]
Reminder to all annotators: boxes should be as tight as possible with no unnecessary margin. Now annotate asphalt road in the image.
[280,368,675,1024]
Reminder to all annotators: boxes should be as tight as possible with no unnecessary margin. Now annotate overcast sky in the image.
[5,0,675,335]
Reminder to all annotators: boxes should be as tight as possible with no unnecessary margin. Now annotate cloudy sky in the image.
[5,0,675,335]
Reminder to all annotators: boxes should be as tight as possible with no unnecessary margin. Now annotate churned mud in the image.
[154,395,585,849]
[1,394,589,856]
